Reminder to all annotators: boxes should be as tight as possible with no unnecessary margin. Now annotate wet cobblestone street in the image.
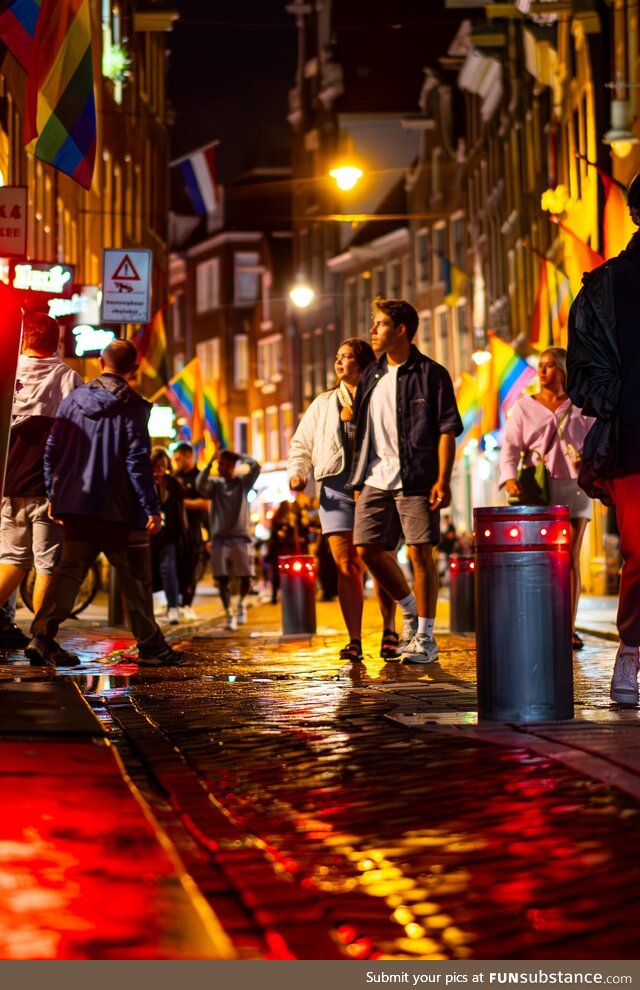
[2,597,640,960]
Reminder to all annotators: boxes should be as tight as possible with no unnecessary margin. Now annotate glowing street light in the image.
[329,165,363,191]
[289,278,315,309]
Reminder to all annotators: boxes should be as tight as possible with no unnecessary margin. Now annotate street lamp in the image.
[288,276,315,309]
[603,99,638,158]
[329,165,363,191]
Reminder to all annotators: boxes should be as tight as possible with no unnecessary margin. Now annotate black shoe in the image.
[135,644,184,666]
[0,622,30,649]
[24,635,80,667]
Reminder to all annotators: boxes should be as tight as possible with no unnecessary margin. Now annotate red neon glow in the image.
[292,561,303,572]
[540,528,548,536]
[450,560,457,570]
[470,561,475,570]
[508,526,520,539]
[484,529,491,538]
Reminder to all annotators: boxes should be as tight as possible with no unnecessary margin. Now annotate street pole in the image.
[0,283,23,498]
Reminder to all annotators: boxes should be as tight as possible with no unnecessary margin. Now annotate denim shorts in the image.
[319,471,355,535]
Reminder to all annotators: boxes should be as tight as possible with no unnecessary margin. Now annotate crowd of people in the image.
[4,208,640,704]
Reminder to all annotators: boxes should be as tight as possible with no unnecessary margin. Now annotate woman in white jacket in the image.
[288,338,397,662]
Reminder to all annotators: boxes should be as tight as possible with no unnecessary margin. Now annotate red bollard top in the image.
[278,554,316,577]
[473,505,570,553]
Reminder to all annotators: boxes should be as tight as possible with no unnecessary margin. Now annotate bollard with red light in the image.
[474,505,573,722]
[278,555,317,636]
[449,554,475,633]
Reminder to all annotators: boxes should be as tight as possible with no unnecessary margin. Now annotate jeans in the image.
[157,542,180,608]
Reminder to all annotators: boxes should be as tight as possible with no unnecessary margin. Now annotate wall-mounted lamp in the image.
[603,98,639,159]
[288,276,315,309]
[329,165,363,191]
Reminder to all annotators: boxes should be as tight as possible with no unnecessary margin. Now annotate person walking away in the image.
[150,447,188,624]
[172,441,210,620]
[24,339,182,667]
[567,173,640,704]
[288,337,399,662]
[499,347,594,649]
[348,297,463,665]
[196,449,261,630]
[0,312,82,648]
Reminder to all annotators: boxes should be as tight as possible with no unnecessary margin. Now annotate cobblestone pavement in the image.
[2,596,640,960]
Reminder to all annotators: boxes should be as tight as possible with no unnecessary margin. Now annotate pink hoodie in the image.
[498,393,595,487]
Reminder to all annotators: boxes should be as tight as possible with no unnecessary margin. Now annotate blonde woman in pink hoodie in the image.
[499,347,595,649]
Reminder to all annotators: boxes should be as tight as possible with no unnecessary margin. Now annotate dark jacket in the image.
[566,238,640,503]
[347,345,463,495]
[45,373,160,528]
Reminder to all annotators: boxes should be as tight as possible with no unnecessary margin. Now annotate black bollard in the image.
[449,554,475,633]
[474,505,573,722]
[279,555,317,636]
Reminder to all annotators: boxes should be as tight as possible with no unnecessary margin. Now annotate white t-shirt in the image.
[364,364,402,490]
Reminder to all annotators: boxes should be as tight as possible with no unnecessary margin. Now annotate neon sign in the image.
[72,324,116,357]
[12,262,74,296]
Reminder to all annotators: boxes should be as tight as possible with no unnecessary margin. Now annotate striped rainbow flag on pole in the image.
[455,371,480,453]
[23,0,96,190]
[165,358,205,445]
[489,331,537,428]
[203,385,227,448]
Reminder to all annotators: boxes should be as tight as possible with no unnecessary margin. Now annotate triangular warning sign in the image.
[112,254,140,280]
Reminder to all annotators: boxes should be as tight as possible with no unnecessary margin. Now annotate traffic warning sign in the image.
[102,248,152,324]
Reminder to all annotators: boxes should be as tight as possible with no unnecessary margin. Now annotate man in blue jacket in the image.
[25,339,182,668]
[348,297,463,665]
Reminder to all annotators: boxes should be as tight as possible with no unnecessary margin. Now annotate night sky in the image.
[168,0,296,183]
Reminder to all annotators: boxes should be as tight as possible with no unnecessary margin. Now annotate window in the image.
[234,417,249,454]
[234,251,260,304]
[373,267,386,299]
[456,303,470,373]
[234,335,249,389]
[416,230,429,286]
[344,279,357,336]
[251,410,265,463]
[257,334,282,383]
[436,307,451,370]
[197,337,220,384]
[302,334,313,402]
[433,226,446,282]
[452,217,465,267]
[280,404,294,457]
[265,405,279,462]
[313,329,324,391]
[196,258,220,313]
[417,311,432,354]
[387,260,400,298]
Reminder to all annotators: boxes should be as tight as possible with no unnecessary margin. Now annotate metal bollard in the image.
[279,555,317,636]
[449,554,475,633]
[474,505,573,722]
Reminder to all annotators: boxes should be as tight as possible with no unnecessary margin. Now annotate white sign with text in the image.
[0,186,27,258]
[101,248,152,324]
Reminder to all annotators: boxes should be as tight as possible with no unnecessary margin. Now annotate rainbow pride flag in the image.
[0,0,41,70]
[24,0,96,190]
[455,371,479,452]
[530,258,572,352]
[203,385,227,448]
[166,357,204,445]
[134,309,168,392]
[478,332,537,435]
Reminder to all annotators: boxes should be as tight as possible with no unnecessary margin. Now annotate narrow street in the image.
[2,593,639,960]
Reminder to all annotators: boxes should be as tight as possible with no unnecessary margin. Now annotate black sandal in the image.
[572,632,584,650]
[339,639,364,662]
[380,628,401,661]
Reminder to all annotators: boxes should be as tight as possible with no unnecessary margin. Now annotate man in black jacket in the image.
[25,339,182,668]
[348,298,463,665]
[567,173,640,706]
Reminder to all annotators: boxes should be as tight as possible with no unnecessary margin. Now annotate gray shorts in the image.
[548,478,593,521]
[0,495,64,573]
[353,485,440,549]
[211,539,254,578]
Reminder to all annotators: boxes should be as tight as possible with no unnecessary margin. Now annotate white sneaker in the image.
[610,645,640,706]
[224,610,237,631]
[167,607,181,625]
[401,633,438,664]
[399,613,418,648]
[236,602,248,625]
[180,606,198,622]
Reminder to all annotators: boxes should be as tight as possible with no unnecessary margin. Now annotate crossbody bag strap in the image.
[520,404,571,468]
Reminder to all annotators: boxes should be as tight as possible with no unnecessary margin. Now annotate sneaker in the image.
[0,622,29,649]
[400,633,439,665]
[236,602,248,625]
[224,610,237,631]
[24,635,80,668]
[399,613,418,648]
[167,606,181,625]
[136,644,184,667]
[610,645,640,706]
[180,605,198,622]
